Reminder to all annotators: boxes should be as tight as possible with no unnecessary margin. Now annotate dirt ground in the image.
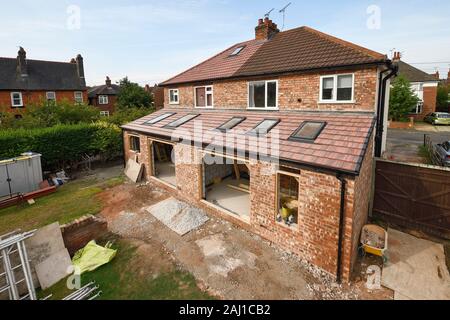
[97,181,393,300]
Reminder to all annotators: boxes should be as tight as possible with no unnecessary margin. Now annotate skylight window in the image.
[164,114,199,129]
[143,112,176,125]
[230,46,245,56]
[247,119,280,136]
[216,117,246,132]
[289,121,327,142]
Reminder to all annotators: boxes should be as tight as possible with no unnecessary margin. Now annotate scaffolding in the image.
[0,230,37,300]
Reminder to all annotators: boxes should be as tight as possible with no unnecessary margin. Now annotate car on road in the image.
[424,112,450,125]
[435,141,450,166]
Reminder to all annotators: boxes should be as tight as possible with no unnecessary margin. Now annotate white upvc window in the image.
[74,91,84,103]
[248,80,278,110]
[46,92,56,101]
[10,92,23,107]
[319,74,355,103]
[169,89,179,105]
[194,85,213,108]
[98,95,109,105]
[100,111,110,117]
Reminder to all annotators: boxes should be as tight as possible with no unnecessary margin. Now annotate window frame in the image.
[409,101,424,115]
[169,89,179,105]
[143,112,176,126]
[194,85,214,109]
[10,92,24,108]
[288,121,327,143]
[164,113,200,129]
[319,73,355,103]
[246,118,280,137]
[129,135,141,153]
[74,91,84,104]
[216,116,246,132]
[247,80,279,110]
[100,111,110,117]
[46,91,56,102]
[229,46,245,56]
[98,95,109,105]
[275,170,301,231]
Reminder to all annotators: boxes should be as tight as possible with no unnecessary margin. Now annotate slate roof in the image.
[122,109,375,175]
[88,84,120,98]
[160,26,387,86]
[0,57,86,90]
[397,61,438,83]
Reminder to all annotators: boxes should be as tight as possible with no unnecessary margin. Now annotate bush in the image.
[389,75,420,121]
[106,106,154,126]
[0,122,122,170]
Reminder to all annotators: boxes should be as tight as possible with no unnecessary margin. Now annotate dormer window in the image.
[230,46,245,56]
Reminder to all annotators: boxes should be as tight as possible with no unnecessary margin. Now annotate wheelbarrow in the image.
[359,224,388,263]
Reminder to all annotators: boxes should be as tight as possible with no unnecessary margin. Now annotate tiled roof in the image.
[122,109,375,174]
[88,84,120,98]
[0,58,86,91]
[160,26,387,86]
[397,61,438,83]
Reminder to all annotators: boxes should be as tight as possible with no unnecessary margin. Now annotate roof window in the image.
[230,46,245,56]
[289,121,327,142]
[247,119,280,136]
[143,112,176,126]
[216,117,246,132]
[164,114,199,129]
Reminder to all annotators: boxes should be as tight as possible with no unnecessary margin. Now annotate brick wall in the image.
[163,67,378,112]
[125,130,370,281]
[89,95,117,114]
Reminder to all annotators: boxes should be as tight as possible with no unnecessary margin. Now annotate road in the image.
[387,128,450,145]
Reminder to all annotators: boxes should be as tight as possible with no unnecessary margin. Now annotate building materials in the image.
[146,198,209,236]
[62,281,101,300]
[72,240,116,274]
[34,248,72,290]
[124,159,144,182]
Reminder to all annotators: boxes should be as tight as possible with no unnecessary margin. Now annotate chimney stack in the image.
[74,54,86,87]
[434,70,440,80]
[255,17,280,41]
[17,47,28,76]
[105,76,112,87]
[392,51,401,62]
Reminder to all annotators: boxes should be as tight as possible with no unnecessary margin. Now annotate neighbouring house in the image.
[392,52,439,120]
[0,47,87,114]
[122,18,396,282]
[88,77,120,116]
[145,84,165,110]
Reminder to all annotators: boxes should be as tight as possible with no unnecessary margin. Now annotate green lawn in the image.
[0,176,123,235]
[38,237,213,300]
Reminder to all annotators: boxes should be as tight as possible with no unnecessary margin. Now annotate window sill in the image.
[195,106,214,109]
[276,220,299,232]
[247,107,279,111]
[318,100,355,104]
[11,105,24,108]
[169,102,180,105]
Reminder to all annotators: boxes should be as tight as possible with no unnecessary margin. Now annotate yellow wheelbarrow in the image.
[359,225,388,263]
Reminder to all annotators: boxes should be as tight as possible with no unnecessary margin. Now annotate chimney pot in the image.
[106,76,112,87]
[255,17,280,41]
[17,47,28,76]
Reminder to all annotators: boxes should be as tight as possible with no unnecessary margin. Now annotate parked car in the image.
[424,112,450,125]
[435,141,450,167]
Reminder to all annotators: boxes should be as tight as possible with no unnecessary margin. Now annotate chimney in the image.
[75,54,85,79]
[255,17,280,40]
[17,47,28,76]
[434,70,440,80]
[105,76,112,87]
[392,51,401,62]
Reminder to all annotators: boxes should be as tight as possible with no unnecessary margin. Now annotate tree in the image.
[389,75,420,121]
[116,77,153,109]
[436,85,449,112]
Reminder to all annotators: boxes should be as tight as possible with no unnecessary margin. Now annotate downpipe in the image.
[335,173,347,284]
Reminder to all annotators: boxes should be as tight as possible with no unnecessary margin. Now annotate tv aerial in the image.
[264,8,275,19]
[279,2,292,30]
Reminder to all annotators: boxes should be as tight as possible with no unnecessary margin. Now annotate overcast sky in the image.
[1,0,449,86]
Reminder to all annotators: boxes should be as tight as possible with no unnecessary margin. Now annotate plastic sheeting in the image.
[72,240,116,274]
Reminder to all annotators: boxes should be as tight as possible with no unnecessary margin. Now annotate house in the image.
[122,18,396,282]
[392,52,439,119]
[88,77,120,116]
[0,47,87,113]
[145,84,165,110]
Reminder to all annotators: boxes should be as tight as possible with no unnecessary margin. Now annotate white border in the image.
[194,85,214,109]
[46,91,56,101]
[74,91,84,103]
[98,95,109,105]
[247,80,279,110]
[319,73,355,104]
[10,92,23,107]
[168,89,179,105]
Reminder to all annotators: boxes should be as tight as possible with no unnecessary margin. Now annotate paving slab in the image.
[35,248,72,290]
[146,197,209,236]
[382,228,450,300]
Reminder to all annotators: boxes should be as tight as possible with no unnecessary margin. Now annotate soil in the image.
[98,181,394,300]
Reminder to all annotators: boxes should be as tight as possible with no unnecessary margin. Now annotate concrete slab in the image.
[35,248,72,290]
[146,198,209,236]
[155,161,176,186]
[205,177,250,218]
[125,159,143,182]
[25,222,65,266]
[381,228,450,300]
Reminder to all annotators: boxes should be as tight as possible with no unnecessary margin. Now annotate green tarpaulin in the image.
[72,240,116,274]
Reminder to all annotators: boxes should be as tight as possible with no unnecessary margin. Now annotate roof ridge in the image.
[301,26,386,60]
[160,39,263,85]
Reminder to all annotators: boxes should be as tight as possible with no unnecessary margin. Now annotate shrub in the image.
[389,75,420,121]
[106,106,154,126]
[0,122,122,170]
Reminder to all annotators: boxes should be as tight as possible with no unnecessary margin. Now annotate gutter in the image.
[335,173,347,283]
[375,62,398,157]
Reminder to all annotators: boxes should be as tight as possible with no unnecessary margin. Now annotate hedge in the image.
[0,122,122,170]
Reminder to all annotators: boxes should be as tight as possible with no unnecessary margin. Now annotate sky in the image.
[1,0,449,86]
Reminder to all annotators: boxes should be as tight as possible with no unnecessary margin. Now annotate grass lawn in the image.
[0,176,123,235]
[38,236,213,300]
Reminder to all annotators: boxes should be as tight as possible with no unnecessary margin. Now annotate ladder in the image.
[0,231,36,300]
